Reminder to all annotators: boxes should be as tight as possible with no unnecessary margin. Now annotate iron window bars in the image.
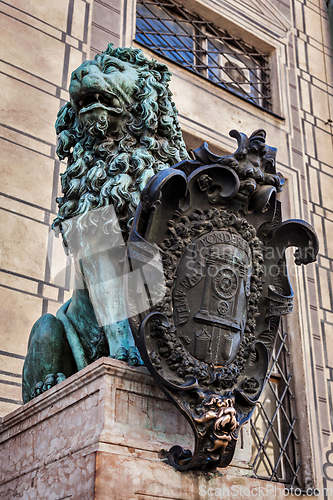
[135,0,272,110]
[250,326,301,487]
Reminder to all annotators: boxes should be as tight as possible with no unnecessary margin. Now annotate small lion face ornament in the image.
[194,396,239,454]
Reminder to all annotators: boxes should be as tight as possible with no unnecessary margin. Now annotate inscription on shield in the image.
[173,230,252,366]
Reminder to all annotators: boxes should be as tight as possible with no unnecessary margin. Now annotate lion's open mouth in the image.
[76,93,123,115]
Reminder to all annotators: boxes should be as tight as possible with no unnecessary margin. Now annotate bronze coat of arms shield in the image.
[126,129,318,471]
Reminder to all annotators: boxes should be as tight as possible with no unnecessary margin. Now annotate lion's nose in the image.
[74,67,90,82]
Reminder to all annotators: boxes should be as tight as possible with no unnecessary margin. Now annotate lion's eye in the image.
[104,62,123,73]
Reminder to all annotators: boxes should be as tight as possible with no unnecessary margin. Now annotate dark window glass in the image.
[136,3,194,67]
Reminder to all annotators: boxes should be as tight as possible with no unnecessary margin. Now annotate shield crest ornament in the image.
[126,129,318,471]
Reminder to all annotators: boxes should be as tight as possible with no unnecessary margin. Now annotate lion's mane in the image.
[52,45,189,242]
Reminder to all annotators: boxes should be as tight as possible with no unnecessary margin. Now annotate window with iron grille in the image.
[250,326,302,488]
[135,0,272,110]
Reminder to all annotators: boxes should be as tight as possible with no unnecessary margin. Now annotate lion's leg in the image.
[96,294,143,366]
[78,246,143,365]
[103,317,142,365]
[69,212,143,366]
[22,313,76,403]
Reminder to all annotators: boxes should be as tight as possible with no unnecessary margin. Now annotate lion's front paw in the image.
[128,346,144,366]
[114,346,128,361]
[111,347,144,366]
[29,373,66,400]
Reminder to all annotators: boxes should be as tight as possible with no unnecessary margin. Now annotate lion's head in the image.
[52,45,189,241]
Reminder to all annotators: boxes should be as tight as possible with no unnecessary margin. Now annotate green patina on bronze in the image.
[22,45,189,403]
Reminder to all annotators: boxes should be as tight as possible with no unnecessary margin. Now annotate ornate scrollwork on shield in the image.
[126,129,319,471]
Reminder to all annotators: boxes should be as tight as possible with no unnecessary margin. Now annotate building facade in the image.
[0,0,333,496]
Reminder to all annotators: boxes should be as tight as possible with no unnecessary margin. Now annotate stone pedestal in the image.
[0,358,285,499]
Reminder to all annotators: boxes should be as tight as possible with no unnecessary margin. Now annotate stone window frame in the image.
[125,0,292,118]
[134,0,272,111]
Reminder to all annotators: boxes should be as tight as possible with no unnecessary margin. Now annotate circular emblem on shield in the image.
[213,269,238,299]
[217,301,229,316]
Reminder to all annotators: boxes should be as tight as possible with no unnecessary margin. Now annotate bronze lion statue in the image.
[22,45,189,403]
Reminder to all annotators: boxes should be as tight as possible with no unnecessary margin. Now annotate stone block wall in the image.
[0,0,92,416]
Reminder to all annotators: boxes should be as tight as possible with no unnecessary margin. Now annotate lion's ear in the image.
[55,102,75,135]
[149,61,171,84]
